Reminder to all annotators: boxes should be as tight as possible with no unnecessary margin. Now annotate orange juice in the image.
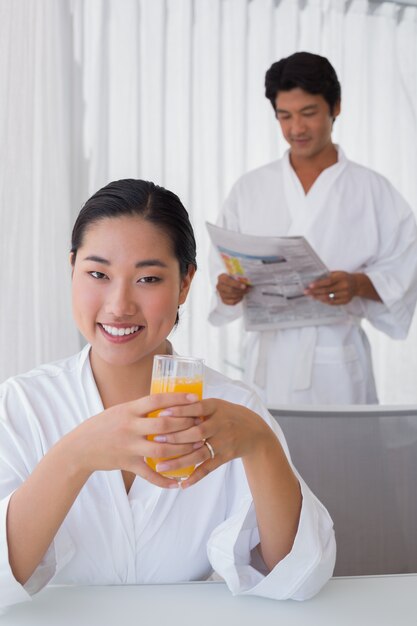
[146,376,203,480]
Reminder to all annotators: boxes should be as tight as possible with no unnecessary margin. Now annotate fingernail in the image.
[168,482,179,489]
[153,435,167,442]
[159,409,173,416]
[193,441,204,449]
[194,417,203,425]
[186,394,199,402]
[156,462,170,472]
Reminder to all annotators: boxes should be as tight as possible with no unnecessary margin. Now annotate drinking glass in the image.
[145,355,204,480]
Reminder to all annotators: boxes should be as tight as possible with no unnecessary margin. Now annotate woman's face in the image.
[71,216,194,368]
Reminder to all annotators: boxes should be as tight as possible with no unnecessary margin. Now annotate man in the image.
[209,52,417,405]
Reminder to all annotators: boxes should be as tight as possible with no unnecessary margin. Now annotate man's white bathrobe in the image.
[209,147,417,405]
[0,346,335,610]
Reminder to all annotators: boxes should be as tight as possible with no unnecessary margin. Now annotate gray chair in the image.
[269,405,417,576]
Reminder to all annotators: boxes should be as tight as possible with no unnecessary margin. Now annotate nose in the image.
[104,281,138,318]
[290,115,307,136]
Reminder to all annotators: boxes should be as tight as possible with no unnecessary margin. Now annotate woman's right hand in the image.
[67,393,202,488]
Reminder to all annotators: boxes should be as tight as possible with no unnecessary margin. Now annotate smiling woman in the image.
[0,179,335,611]
[71,216,193,385]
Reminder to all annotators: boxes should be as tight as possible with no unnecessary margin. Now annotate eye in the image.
[89,271,108,280]
[137,276,161,284]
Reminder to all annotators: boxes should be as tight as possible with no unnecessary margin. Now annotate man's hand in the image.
[216,273,250,305]
[305,271,381,305]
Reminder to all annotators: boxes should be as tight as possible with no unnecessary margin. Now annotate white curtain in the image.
[1,0,416,404]
[0,0,81,382]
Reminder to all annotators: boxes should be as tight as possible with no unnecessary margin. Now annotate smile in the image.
[101,324,141,336]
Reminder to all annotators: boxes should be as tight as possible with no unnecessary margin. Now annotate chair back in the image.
[269,405,417,576]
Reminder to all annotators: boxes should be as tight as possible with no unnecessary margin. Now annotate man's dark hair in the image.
[265,52,341,116]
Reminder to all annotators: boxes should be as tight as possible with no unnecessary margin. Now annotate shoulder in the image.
[344,157,404,197]
[342,156,413,219]
[203,365,261,406]
[0,347,88,406]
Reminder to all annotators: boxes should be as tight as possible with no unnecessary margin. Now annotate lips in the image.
[98,323,144,343]
[292,137,310,145]
[101,324,141,337]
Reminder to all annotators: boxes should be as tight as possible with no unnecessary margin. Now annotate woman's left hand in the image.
[151,398,275,487]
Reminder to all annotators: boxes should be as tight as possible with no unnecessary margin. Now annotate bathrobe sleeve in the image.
[206,388,336,600]
[0,384,75,611]
[359,177,417,338]
[208,182,245,327]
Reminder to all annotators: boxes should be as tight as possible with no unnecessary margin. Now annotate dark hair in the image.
[71,179,197,278]
[265,52,341,116]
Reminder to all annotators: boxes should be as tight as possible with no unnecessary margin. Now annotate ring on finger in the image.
[203,438,215,460]
[329,292,335,300]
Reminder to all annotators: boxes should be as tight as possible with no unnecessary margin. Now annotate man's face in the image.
[275,88,340,161]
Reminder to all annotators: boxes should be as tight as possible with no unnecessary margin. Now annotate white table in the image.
[2,575,416,626]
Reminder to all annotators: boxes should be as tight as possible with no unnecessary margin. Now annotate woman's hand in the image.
[146,398,276,487]
[69,393,204,488]
[149,397,302,568]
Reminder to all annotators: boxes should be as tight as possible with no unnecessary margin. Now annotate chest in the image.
[233,169,381,270]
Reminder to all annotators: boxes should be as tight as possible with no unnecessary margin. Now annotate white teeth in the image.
[102,324,140,337]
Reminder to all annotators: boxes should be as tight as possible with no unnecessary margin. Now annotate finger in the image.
[218,273,248,289]
[307,276,334,290]
[311,294,337,305]
[144,415,198,435]
[129,458,181,489]
[154,423,208,445]
[221,295,244,305]
[144,439,205,459]
[180,459,221,488]
[154,444,216,476]
[217,285,247,301]
[133,392,201,416]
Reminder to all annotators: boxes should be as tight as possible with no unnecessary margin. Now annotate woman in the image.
[0,180,335,609]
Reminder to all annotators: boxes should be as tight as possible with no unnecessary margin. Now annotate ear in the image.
[333,99,341,119]
[178,265,196,305]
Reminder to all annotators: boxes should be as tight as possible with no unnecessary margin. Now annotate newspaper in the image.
[207,222,347,331]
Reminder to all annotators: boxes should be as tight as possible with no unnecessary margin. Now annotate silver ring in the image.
[203,439,215,460]
[329,292,335,300]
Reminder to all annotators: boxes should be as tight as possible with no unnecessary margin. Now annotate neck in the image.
[90,340,171,408]
[290,142,338,175]
[289,142,338,194]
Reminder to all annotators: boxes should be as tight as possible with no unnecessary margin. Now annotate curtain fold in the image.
[0,0,80,381]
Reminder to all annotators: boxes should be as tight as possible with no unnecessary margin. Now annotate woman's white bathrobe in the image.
[0,345,335,610]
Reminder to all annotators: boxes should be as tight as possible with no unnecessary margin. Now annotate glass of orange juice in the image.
[145,355,204,481]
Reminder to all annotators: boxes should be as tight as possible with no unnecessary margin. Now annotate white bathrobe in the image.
[209,147,417,405]
[0,345,335,610]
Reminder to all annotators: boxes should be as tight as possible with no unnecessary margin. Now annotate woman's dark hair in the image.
[71,179,197,278]
[265,52,341,116]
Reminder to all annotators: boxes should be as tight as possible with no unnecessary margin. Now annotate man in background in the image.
[209,52,417,406]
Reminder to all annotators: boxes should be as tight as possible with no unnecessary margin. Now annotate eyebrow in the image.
[276,104,319,114]
[83,255,168,269]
